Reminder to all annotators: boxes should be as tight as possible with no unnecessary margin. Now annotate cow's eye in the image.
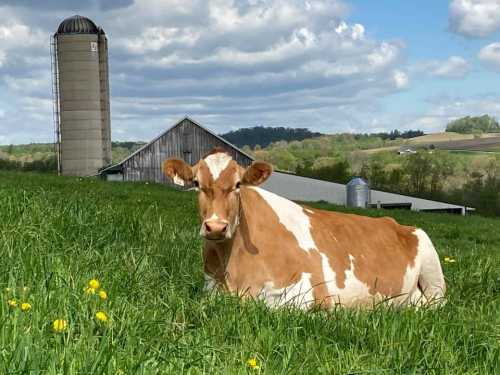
[193,180,199,188]
[235,181,241,189]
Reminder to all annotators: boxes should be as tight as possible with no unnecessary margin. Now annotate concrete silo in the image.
[51,15,111,176]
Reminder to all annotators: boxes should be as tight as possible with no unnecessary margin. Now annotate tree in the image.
[404,153,433,193]
[445,115,500,134]
[429,153,455,194]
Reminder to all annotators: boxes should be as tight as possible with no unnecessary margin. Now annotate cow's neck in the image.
[202,189,264,289]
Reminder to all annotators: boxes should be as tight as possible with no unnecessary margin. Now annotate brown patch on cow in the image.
[216,161,241,188]
[239,208,259,255]
[306,209,418,297]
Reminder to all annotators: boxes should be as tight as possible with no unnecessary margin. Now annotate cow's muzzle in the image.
[201,219,229,241]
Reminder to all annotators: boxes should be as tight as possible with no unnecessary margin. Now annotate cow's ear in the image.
[242,161,273,186]
[162,158,193,186]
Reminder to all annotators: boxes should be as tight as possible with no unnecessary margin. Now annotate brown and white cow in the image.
[163,149,446,309]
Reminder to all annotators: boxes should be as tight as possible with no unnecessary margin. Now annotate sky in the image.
[0,0,499,144]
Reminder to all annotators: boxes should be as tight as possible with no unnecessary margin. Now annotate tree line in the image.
[446,115,500,134]
[299,151,500,217]
[0,155,57,173]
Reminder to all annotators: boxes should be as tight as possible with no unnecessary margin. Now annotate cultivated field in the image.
[0,172,498,373]
[361,132,500,154]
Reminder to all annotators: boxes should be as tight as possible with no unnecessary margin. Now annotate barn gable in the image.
[101,117,253,184]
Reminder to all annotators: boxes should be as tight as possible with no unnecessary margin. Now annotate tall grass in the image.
[0,171,498,374]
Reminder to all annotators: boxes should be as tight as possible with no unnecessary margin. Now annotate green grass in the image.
[0,171,498,374]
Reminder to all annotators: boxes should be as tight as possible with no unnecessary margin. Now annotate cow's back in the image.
[306,208,420,306]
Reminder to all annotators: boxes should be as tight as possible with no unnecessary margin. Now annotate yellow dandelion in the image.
[84,286,96,294]
[444,256,456,263]
[7,299,17,308]
[88,279,100,289]
[21,302,32,312]
[95,311,108,323]
[247,358,259,370]
[52,319,68,332]
[98,290,108,300]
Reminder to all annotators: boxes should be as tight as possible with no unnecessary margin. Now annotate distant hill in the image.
[220,126,322,148]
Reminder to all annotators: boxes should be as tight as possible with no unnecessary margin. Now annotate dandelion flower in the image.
[84,286,96,294]
[7,299,17,308]
[98,290,108,300]
[247,358,259,370]
[88,279,100,289]
[95,311,108,323]
[52,319,68,332]
[444,257,456,263]
[21,302,32,312]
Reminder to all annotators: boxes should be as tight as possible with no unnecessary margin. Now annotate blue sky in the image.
[0,0,499,144]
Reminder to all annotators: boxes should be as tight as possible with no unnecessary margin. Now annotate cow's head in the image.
[163,149,272,242]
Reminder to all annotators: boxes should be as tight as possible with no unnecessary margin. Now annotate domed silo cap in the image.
[56,15,99,34]
[346,177,369,186]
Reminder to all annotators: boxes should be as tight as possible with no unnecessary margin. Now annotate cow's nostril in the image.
[221,224,227,233]
[204,222,213,233]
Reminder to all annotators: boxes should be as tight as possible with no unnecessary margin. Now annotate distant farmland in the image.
[362,133,500,154]
[430,136,500,152]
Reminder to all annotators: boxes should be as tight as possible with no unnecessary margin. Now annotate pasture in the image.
[0,171,498,374]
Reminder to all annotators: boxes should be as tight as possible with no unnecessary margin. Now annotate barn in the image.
[100,117,472,215]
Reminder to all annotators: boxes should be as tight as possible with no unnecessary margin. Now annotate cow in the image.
[163,149,446,309]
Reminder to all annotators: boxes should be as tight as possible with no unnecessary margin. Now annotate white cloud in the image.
[478,42,500,71]
[449,0,500,38]
[0,0,407,143]
[413,56,471,79]
[393,70,409,88]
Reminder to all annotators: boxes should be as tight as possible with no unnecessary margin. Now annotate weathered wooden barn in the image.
[101,117,253,184]
[101,117,472,215]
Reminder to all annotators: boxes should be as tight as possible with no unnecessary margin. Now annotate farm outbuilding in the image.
[101,117,253,184]
[101,117,472,215]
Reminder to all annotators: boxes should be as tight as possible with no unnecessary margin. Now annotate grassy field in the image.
[0,172,498,374]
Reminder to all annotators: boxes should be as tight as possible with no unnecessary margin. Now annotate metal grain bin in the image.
[346,177,370,208]
[51,15,111,176]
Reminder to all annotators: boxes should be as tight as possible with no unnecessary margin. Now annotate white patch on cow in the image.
[413,229,446,304]
[399,261,420,303]
[173,174,185,186]
[206,213,220,221]
[320,253,372,307]
[204,152,232,181]
[203,274,218,292]
[250,187,318,252]
[259,273,314,310]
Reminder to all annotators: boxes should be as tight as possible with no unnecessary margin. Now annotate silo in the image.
[346,177,371,208]
[51,15,112,176]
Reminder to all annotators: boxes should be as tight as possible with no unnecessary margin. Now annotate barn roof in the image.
[100,117,254,173]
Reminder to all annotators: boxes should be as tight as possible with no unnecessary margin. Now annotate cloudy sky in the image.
[0,0,499,144]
